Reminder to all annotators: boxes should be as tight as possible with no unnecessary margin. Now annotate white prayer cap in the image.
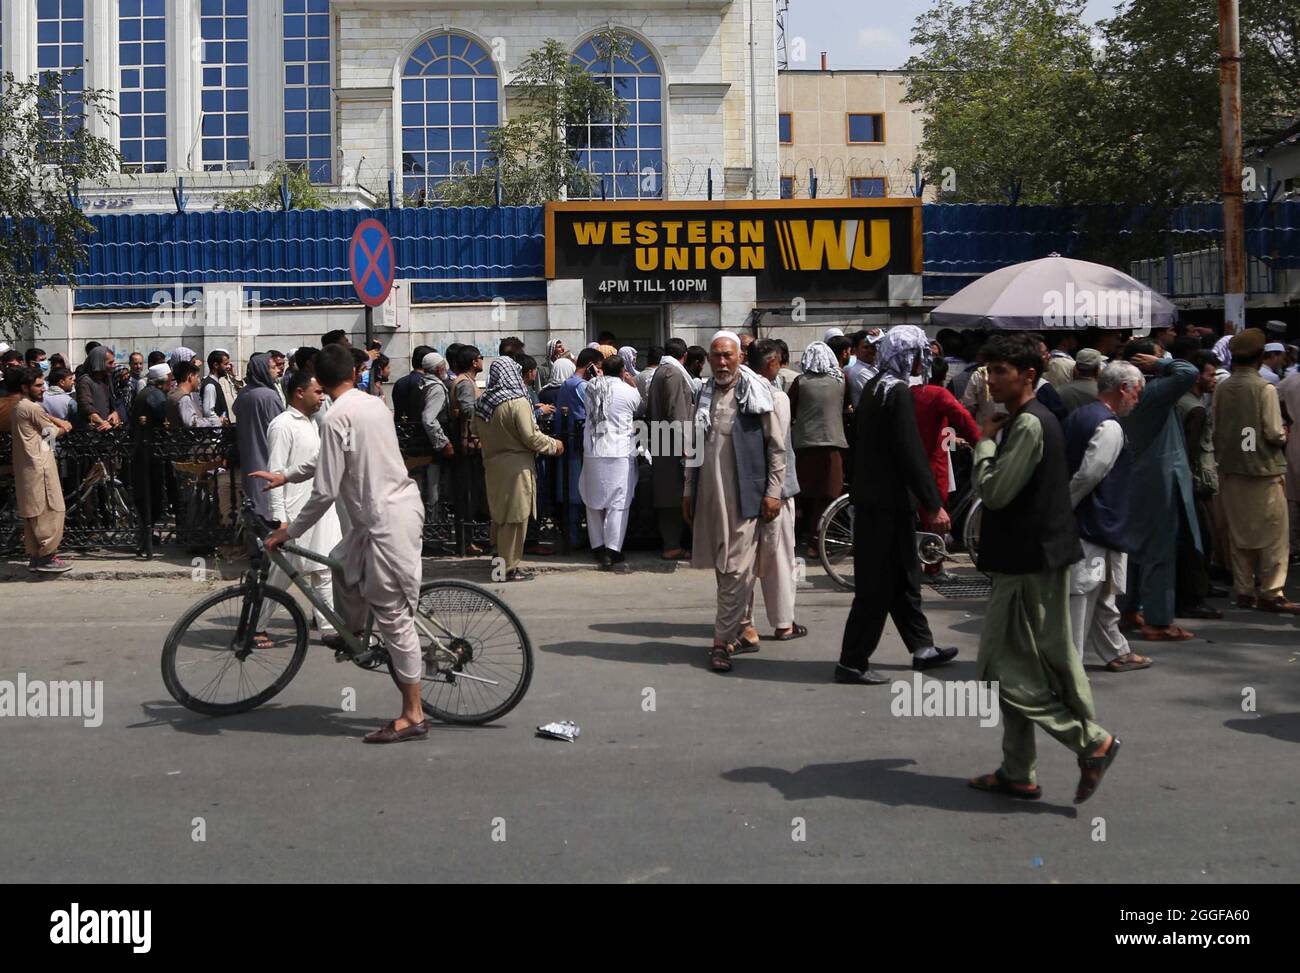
[147,363,172,381]
[1265,342,1286,353]
[823,327,844,341]
[422,351,446,371]
[710,330,742,349]
[212,347,230,356]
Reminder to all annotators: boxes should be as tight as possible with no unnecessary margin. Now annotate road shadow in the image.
[721,757,1077,817]
[1224,712,1300,745]
[589,621,717,641]
[129,700,505,738]
[544,637,981,684]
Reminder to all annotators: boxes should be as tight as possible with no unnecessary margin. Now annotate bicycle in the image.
[816,488,983,592]
[161,501,533,724]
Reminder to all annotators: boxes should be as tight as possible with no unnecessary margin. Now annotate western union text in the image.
[570,217,891,273]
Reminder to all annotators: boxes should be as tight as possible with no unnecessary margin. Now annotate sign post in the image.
[349,218,396,353]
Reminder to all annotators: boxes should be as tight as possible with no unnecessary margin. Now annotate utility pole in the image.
[1218,0,1245,335]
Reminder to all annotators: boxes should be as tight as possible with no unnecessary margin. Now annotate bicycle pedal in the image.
[333,650,349,663]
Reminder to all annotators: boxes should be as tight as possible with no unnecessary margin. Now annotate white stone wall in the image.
[335,0,779,200]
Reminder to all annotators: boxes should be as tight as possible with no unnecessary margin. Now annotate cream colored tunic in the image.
[12,398,65,518]
[687,385,784,573]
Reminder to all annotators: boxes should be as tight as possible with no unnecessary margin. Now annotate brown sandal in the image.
[1103,654,1152,672]
[708,645,733,673]
[1074,736,1122,804]
[363,719,430,744]
[967,769,1041,800]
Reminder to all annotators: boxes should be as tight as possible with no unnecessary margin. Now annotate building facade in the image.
[1,0,782,210]
[777,68,926,201]
[8,3,929,375]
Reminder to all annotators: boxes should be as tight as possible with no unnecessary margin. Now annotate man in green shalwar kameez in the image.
[967,334,1121,804]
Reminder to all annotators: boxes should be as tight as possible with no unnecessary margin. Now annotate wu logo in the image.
[773,219,891,272]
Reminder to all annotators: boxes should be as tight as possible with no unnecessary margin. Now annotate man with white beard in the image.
[684,331,787,673]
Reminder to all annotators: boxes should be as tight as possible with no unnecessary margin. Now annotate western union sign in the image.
[545,199,921,302]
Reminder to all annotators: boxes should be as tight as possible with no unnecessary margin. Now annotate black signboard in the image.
[545,199,922,303]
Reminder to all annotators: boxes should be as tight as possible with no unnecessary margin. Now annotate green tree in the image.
[903,0,1104,206]
[220,162,332,211]
[1098,0,1300,209]
[0,71,120,342]
[428,32,631,206]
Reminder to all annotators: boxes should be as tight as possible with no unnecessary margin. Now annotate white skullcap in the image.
[147,364,172,380]
[422,351,446,371]
[1264,342,1286,353]
[710,330,742,349]
[823,327,845,341]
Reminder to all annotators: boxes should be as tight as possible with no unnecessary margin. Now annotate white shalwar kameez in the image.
[264,406,343,634]
[579,379,642,553]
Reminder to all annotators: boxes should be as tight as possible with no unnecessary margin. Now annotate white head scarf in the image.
[546,357,576,389]
[823,327,845,342]
[147,364,171,384]
[800,341,843,381]
[1212,334,1233,370]
[618,345,639,375]
[872,325,933,400]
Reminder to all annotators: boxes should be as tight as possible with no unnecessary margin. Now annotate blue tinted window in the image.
[201,1,250,170]
[119,1,167,173]
[848,113,882,143]
[283,0,332,182]
[779,113,792,144]
[570,33,663,200]
[400,33,499,200]
[37,0,86,138]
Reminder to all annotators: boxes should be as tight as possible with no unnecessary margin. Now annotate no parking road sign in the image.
[348,219,396,307]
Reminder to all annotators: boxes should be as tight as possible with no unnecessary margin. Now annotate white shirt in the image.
[266,406,343,567]
[1068,416,1125,509]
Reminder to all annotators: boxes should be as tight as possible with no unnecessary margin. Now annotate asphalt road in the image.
[1,559,1296,883]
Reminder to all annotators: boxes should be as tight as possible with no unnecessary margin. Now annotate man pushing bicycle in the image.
[252,344,429,744]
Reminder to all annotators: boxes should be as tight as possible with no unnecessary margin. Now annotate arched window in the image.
[400,33,499,199]
[119,0,167,173]
[570,33,663,200]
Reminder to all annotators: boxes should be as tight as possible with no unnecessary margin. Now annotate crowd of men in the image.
[4,318,1300,774]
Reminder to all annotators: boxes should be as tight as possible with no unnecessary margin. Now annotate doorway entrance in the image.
[587,305,664,361]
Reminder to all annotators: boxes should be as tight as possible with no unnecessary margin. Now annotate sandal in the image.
[708,644,733,673]
[1103,654,1151,672]
[1136,624,1193,642]
[772,622,808,642]
[252,631,275,649]
[967,769,1041,800]
[730,634,760,655]
[1074,736,1122,804]
[362,719,430,744]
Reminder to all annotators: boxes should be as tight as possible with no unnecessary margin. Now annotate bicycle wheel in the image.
[817,494,855,592]
[962,498,983,561]
[389,579,533,725]
[162,582,309,716]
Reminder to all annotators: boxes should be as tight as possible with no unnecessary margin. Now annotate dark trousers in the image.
[838,509,933,670]
[1176,498,1211,609]
[656,506,684,552]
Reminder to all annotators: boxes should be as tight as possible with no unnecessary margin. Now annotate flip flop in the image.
[772,622,808,642]
[1103,654,1152,672]
[967,770,1041,800]
[1074,736,1122,804]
